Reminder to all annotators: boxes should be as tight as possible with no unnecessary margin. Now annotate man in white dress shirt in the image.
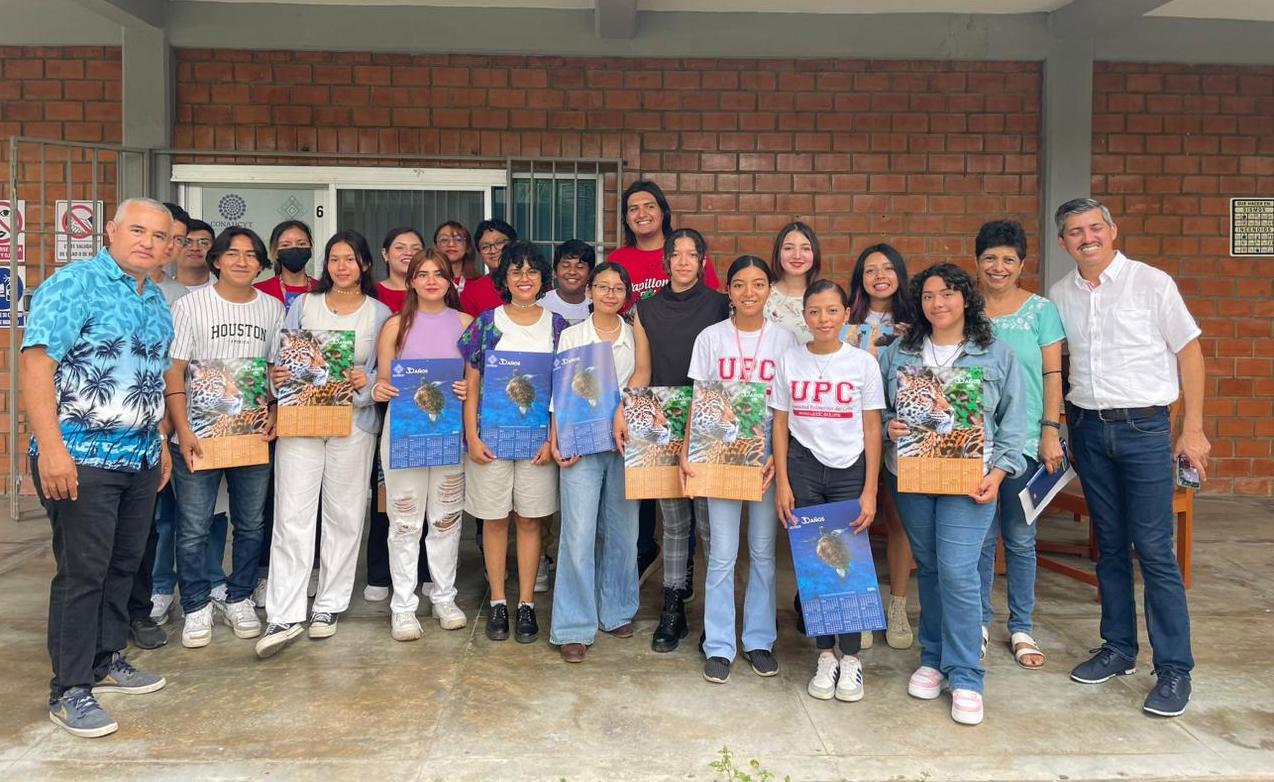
[1048,197,1209,718]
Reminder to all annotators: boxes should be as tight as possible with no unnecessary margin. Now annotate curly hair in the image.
[900,262,995,352]
[493,241,554,303]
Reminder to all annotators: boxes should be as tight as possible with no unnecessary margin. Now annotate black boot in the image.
[651,587,688,653]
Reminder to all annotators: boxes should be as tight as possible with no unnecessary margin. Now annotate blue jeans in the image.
[978,456,1038,634]
[150,483,227,596]
[703,487,778,661]
[894,487,995,693]
[170,443,270,613]
[1068,405,1192,675]
[550,451,639,645]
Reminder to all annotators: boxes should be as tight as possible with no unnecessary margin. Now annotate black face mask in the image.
[276,247,311,273]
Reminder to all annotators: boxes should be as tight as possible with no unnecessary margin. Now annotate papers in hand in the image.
[1018,443,1077,525]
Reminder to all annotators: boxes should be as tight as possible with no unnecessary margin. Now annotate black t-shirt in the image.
[637,281,729,386]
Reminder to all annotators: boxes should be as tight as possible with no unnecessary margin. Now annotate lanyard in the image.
[733,318,767,382]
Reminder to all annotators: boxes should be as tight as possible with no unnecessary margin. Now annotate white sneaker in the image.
[363,585,389,602]
[219,598,261,639]
[419,581,434,598]
[251,578,268,610]
[807,653,838,700]
[861,630,874,650]
[391,611,423,642]
[908,665,946,700]
[836,655,865,702]
[534,556,551,593]
[432,601,467,630]
[308,612,337,639]
[885,594,914,649]
[182,603,214,648]
[149,593,174,626]
[209,583,228,605]
[951,688,985,725]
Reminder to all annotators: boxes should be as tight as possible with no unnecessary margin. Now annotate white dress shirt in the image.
[1048,251,1200,409]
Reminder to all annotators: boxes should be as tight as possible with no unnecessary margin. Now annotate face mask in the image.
[276,247,311,273]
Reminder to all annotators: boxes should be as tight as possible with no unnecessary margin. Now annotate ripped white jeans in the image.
[378,429,465,614]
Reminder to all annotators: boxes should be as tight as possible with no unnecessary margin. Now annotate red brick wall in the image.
[173,49,1042,280]
[0,46,122,489]
[1092,62,1274,496]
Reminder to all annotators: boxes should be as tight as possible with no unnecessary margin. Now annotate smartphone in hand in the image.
[1175,455,1201,490]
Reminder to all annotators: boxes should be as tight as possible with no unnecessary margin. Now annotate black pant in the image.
[788,440,865,655]
[35,455,161,701]
[366,448,430,587]
[637,499,658,559]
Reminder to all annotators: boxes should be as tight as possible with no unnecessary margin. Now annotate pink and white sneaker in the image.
[951,688,984,725]
[907,665,945,700]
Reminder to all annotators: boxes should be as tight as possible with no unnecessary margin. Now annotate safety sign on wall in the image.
[0,266,26,328]
[1231,198,1274,257]
[56,200,104,262]
[0,200,26,264]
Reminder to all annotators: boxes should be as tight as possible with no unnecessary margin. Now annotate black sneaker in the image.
[1070,646,1137,684]
[743,648,779,677]
[486,603,510,642]
[651,587,688,653]
[703,656,731,684]
[1143,670,1191,717]
[515,604,539,644]
[128,617,167,650]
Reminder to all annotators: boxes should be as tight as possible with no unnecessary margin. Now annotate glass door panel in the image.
[337,189,485,281]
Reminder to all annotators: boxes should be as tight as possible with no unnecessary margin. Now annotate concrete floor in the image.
[0,496,1271,782]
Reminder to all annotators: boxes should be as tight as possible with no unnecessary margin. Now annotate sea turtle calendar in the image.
[552,343,620,458]
[787,499,886,637]
[388,358,465,469]
[479,350,553,460]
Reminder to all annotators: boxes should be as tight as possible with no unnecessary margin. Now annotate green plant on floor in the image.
[710,745,792,782]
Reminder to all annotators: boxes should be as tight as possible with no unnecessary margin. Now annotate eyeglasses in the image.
[478,240,508,254]
[507,267,541,279]
[189,238,213,249]
[172,237,190,247]
[591,284,625,296]
[436,235,466,247]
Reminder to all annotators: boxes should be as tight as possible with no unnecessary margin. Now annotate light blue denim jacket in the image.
[878,336,1029,479]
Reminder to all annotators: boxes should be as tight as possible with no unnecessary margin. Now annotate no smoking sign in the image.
[0,199,25,263]
[56,200,103,262]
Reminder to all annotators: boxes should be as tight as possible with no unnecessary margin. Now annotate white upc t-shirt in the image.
[770,343,885,469]
[687,319,800,395]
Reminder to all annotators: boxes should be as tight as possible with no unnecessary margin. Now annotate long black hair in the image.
[726,254,776,286]
[315,229,378,298]
[900,263,995,352]
[621,180,674,248]
[662,227,708,281]
[848,243,916,326]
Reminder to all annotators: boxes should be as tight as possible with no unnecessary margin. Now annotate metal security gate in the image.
[4,137,151,520]
[4,139,623,520]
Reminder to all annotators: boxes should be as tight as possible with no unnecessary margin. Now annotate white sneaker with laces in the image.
[391,611,423,642]
[534,556,551,593]
[363,584,389,602]
[807,653,838,700]
[182,603,214,648]
[150,593,174,626]
[836,655,865,702]
[219,598,262,639]
[951,688,984,725]
[908,665,946,700]
[885,594,914,649]
[432,601,467,630]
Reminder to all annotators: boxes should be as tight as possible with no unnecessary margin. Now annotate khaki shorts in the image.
[464,456,559,520]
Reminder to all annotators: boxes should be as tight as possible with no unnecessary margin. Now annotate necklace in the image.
[732,317,767,382]
[592,315,621,337]
[331,287,362,296]
[925,338,965,368]
[509,299,537,309]
[810,344,839,379]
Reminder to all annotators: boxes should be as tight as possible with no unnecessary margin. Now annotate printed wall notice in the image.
[1231,198,1274,257]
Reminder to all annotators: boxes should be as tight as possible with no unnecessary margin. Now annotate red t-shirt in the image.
[255,276,317,310]
[459,274,504,318]
[375,282,408,314]
[607,245,721,309]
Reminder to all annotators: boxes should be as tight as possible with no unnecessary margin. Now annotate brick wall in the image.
[1092,62,1274,496]
[173,49,1042,280]
[0,46,123,492]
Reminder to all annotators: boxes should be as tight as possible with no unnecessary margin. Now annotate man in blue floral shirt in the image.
[21,197,176,738]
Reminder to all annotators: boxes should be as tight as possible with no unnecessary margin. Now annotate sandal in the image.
[1010,632,1045,669]
[980,626,989,661]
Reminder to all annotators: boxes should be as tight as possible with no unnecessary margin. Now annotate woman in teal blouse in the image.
[973,220,1065,671]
